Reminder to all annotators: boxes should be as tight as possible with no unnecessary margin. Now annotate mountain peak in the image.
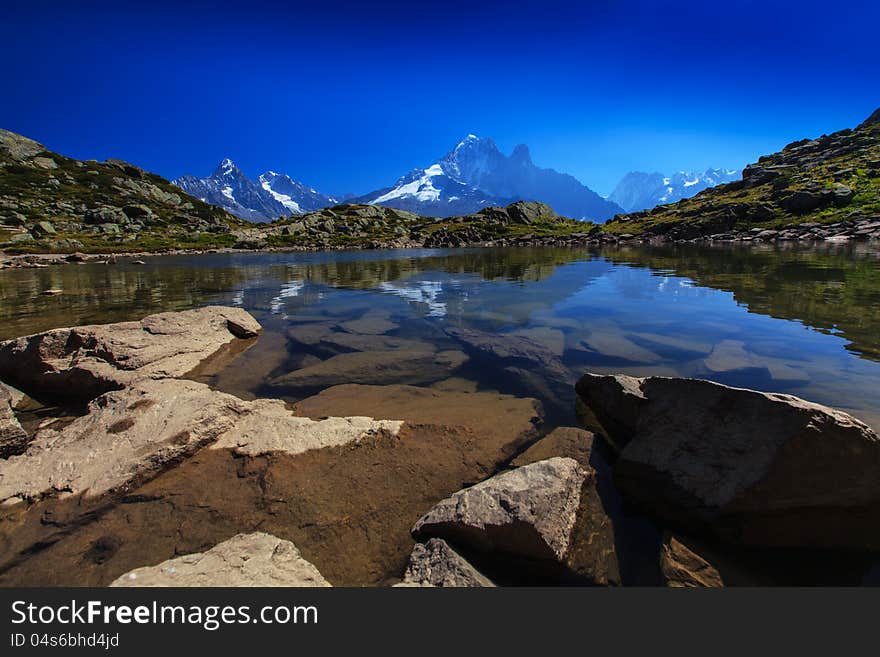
[213,157,241,178]
[511,144,532,165]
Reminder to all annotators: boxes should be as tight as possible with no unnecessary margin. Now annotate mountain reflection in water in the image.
[1,243,878,430]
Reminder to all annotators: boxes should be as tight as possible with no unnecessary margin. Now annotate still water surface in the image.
[1,244,878,429]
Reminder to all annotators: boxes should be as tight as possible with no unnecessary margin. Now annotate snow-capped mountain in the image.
[608,168,741,213]
[258,171,337,215]
[173,159,335,223]
[353,135,623,221]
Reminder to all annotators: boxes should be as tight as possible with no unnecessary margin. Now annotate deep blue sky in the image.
[3,1,878,196]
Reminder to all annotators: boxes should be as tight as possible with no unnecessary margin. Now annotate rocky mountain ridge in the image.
[174,158,336,222]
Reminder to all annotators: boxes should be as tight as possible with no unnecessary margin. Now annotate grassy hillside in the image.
[603,109,880,238]
[0,130,248,253]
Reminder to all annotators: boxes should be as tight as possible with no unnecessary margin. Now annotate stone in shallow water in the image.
[317,331,436,354]
[399,538,494,587]
[0,306,262,403]
[269,349,469,389]
[575,372,880,549]
[413,457,587,562]
[110,532,331,587]
[507,327,566,357]
[338,312,398,335]
[703,339,809,383]
[574,331,662,364]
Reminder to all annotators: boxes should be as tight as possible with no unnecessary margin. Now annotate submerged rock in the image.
[111,532,331,587]
[400,538,494,587]
[444,326,574,415]
[269,349,468,390]
[0,306,261,403]
[575,373,880,549]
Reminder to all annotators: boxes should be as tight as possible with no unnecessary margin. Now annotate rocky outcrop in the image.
[575,373,880,549]
[0,307,261,404]
[399,538,494,587]
[111,532,331,587]
[412,457,609,582]
[0,383,27,457]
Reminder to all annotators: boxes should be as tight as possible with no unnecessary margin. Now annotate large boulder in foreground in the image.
[575,373,880,549]
[111,532,330,587]
[0,306,261,404]
[399,538,494,587]
[0,378,401,504]
[412,457,618,584]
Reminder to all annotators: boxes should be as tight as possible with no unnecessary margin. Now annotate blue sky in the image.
[3,0,878,196]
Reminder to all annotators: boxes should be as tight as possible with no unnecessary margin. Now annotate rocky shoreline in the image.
[1,307,879,586]
[3,214,879,271]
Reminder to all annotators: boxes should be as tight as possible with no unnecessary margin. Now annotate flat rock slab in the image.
[0,306,261,403]
[413,457,587,562]
[111,532,331,587]
[0,378,402,503]
[400,538,494,587]
[269,349,469,389]
[576,373,880,549]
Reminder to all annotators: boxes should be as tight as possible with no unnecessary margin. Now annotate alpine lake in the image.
[2,242,879,433]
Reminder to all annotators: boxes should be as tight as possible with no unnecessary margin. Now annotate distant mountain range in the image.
[174,135,625,223]
[608,168,741,213]
[351,135,623,221]
[174,160,336,223]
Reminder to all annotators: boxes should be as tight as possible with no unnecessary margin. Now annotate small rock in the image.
[400,539,494,587]
[110,532,331,587]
